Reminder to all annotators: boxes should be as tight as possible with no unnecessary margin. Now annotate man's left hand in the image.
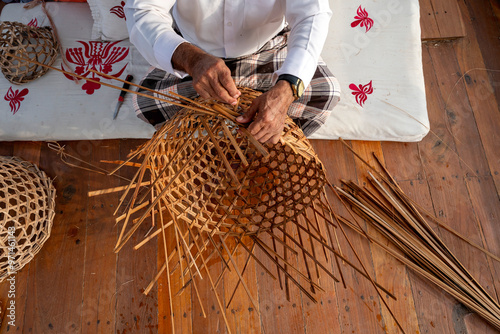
[236,80,295,144]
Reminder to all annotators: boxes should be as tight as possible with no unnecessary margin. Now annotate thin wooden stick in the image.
[10,55,219,115]
[221,122,249,166]
[219,237,261,313]
[203,120,241,185]
[252,235,319,303]
[156,200,176,333]
[88,181,151,197]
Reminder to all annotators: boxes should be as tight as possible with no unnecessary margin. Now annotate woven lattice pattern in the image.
[147,109,327,237]
[102,87,356,332]
[0,156,56,281]
[0,21,59,84]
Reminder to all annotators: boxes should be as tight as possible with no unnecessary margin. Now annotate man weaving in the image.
[125,0,340,144]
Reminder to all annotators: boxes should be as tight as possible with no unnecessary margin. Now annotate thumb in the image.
[236,102,258,123]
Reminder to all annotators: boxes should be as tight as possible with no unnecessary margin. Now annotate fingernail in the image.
[236,116,243,122]
[231,100,238,105]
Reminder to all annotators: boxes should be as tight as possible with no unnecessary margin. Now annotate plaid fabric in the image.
[133,31,340,136]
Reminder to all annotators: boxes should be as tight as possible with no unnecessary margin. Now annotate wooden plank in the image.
[430,0,466,39]
[223,239,261,334]
[157,223,175,334]
[115,139,158,334]
[11,142,41,164]
[427,32,500,301]
[453,1,500,306]
[191,255,228,334]
[159,222,193,334]
[381,142,426,182]
[455,0,500,203]
[0,142,14,156]
[381,46,459,330]
[422,0,466,40]
[80,140,121,334]
[421,42,499,325]
[21,141,89,333]
[312,140,385,334]
[491,0,500,22]
[257,231,307,334]
[420,0,441,40]
[299,247,340,334]
[351,141,421,334]
[461,0,500,105]
[465,313,500,334]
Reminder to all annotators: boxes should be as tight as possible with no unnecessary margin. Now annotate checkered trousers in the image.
[133,31,340,136]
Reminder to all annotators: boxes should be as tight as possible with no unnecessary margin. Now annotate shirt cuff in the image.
[153,31,190,78]
[273,47,317,90]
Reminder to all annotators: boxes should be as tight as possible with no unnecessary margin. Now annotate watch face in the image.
[296,80,305,98]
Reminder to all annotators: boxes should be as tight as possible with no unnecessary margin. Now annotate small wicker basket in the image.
[0,21,59,84]
[0,156,56,281]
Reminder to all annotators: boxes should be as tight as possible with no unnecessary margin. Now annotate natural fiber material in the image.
[112,88,333,253]
[102,88,401,334]
[0,21,59,84]
[26,74,400,333]
[145,111,325,237]
[335,147,500,331]
[0,156,56,281]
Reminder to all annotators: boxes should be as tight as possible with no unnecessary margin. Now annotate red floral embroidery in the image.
[4,87,29,115]
[349,81,373,107]
[110,1,126,20]
[62,41,129,94]
[351,6,374,33]
[27,18,38,27]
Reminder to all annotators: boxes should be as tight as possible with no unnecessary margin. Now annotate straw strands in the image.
[335,148,500,331]
[100,91,384,333]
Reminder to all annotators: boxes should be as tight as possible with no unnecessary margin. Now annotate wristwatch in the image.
[277,74,305,100]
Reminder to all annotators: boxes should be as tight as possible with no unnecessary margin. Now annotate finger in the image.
[247,118,265,136]
[258,132,275,144]
[267,134,281,145]
[219,73,240,100]
[249,123,270,141]
[236,100,259,123]
[256,126,280,144]
[193,76,219,100]
[211,79,237,105]
[196,84,215,100]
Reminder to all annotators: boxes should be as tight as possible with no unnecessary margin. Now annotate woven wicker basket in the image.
[143,109,327,237]
[0,156,56,281]
[0,21,59,84]
[113,88,332,250]
[108,88,344,309]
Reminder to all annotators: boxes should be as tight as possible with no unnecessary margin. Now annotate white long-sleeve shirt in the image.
[124,0,332,89]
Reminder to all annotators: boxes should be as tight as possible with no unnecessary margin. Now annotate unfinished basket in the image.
[97,88,396,333]
[0,21,59,84]
[0,156,56,281]
[112,88,333,253]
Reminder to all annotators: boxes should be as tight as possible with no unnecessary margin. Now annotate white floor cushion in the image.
[0,1,428,142]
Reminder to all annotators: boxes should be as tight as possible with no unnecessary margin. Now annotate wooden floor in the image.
[1,0,499,333]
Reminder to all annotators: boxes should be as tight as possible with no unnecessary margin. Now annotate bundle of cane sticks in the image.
[335,146,500,331]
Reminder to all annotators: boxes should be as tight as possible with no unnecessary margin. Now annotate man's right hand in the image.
[172,42,240,105]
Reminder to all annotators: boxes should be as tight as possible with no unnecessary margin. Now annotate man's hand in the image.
[236,80,295,144]
[172,43,240,105]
